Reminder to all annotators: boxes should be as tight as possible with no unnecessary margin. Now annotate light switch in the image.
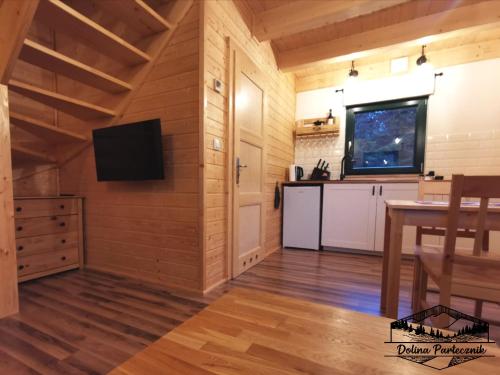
[213,137,221,151]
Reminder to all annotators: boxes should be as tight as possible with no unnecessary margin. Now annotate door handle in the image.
[379,185,383,196]
[236,157,247,185]
[372,186,375,196]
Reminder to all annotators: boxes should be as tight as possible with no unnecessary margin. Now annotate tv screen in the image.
[93,119,164,181]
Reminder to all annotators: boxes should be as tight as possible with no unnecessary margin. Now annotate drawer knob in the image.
[60,204,65,209]
[61,256,66,261]
[18,265,24,270]
[59,222,66,227]
[17,226,23,231]
[16,207,22,212]
[61,239,66,244]
[17,245,24,251]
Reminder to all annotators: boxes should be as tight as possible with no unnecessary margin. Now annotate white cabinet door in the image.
[322,184,377,250]
[374,183,418,253]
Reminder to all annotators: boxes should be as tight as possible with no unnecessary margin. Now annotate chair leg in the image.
[437,277,452,328]
[474,300,484,317]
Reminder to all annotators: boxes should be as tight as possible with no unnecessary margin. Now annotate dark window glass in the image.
[345,97,427,176]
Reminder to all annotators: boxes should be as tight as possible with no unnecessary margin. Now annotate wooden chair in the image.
[412,175,500,326]
[416,180,490,251]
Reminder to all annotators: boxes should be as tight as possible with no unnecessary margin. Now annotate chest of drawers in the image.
[14,197,84,282]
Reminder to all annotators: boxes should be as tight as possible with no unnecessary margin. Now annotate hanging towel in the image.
[274,182,280,209]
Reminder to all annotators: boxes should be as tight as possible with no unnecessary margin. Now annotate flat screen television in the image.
[93,119,164,181]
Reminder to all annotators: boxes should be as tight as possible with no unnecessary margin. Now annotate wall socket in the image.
[213,137,222,151]
[213,79,222,93]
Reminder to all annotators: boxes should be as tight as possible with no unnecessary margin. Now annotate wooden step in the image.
[97,0,172,35]
[11,144,56,164]
[9,80,116,119]
[35,0,151,65]
[10,111,88,144]
[19,39,132,93]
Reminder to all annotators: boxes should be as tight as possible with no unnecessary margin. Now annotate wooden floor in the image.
[0,249,498,374]
[110,287,500,375]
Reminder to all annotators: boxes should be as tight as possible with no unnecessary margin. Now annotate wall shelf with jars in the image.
[295,116,340,138]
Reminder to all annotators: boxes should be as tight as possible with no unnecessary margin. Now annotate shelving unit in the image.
[11,144,56,164]
[295,117,339,137]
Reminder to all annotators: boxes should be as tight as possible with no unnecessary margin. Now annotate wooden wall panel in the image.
[58,4,202,293]
[202,0,295,291]
[0,85,18,318]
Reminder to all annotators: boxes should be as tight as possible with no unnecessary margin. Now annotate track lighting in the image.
[416,45,428,66]
[348,60,358,77]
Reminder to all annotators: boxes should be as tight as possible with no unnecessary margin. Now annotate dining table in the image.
[380,199,500,319]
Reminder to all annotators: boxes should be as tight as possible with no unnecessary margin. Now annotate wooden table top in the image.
[110,288,500,374]
[386,200,500,212]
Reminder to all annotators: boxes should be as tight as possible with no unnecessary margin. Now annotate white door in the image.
[374,183,418,253]
[283,186,321,250]
[231,44,267,277]
[321,184,377,250]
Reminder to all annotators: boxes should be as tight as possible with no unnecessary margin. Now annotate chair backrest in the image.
[443,175,500,274]
[418,180,451,201]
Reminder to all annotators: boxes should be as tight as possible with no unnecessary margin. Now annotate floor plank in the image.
[0,249,498,374]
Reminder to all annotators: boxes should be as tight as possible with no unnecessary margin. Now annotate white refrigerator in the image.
[283,185,322,250]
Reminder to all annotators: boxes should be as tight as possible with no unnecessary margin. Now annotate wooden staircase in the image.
[3,0,193,167]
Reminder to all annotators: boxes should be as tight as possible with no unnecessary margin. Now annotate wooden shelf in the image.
[36,0,151,65]
[11,144,56,164]
[9,80,116,119]
[19,39,132,93]
[98,0,173,35]
[9,111,88,144]
[295,118,339,137]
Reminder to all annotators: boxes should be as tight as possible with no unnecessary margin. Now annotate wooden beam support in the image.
[19,39,132,93]
[278,0,500,72]
[0,85,18,318]
[97,0,173,35]
[253,0,408,42]
[35,0,151,65]
[9,111,87,144]
[9,80,116,119]
[0,0,39,84]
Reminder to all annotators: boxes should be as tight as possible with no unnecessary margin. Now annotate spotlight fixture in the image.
[348,60,358,77]
[416,45,428,66]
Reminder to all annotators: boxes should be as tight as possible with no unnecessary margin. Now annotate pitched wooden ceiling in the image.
[237,0,500,72]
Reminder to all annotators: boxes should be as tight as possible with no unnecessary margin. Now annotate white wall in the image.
[295,58,500,179]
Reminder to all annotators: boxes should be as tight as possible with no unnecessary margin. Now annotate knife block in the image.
[310,168,330,180]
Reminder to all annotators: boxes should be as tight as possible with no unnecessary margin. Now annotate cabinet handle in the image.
[61,256,67,261]
[61,239,66,244]
[16,207,22,212]
[372,186,375,196]
[17,226,23,231]
[18,265,24,270]
[60,204,65,209]
[379,186,383,196]
[59,222,66,227]
[17,245,24,251]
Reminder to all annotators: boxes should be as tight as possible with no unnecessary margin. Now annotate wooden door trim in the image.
[227,39,267,279]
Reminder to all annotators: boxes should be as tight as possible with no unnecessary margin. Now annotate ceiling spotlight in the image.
[416,45,428,66]
[349,60,359,77]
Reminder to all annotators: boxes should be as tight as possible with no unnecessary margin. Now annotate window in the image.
[344,97,427,176]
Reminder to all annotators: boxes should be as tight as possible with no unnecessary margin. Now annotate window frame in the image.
[344,96,428,176]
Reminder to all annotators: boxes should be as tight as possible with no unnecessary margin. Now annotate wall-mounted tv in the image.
[93,119,164,181]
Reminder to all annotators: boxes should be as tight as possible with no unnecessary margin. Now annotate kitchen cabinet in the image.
[321,184,377,250]
[321,183,418,252]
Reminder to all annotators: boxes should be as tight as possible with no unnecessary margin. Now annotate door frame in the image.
[226,39,267,279]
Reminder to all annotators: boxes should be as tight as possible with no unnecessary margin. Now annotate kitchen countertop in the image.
[283,178,419,185]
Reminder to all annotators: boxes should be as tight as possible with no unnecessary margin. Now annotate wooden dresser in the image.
[14,197,84,282]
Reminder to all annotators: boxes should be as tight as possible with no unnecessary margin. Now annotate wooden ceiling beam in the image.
[278,0,500,72]
[19,39,132,93]
[9,80,116,119]
[253,0,409,42]
[0,0,39,84]
[35,0,151,65]
[11,144,56,164]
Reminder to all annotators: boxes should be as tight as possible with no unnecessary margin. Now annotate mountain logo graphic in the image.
[385,305,495,370]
